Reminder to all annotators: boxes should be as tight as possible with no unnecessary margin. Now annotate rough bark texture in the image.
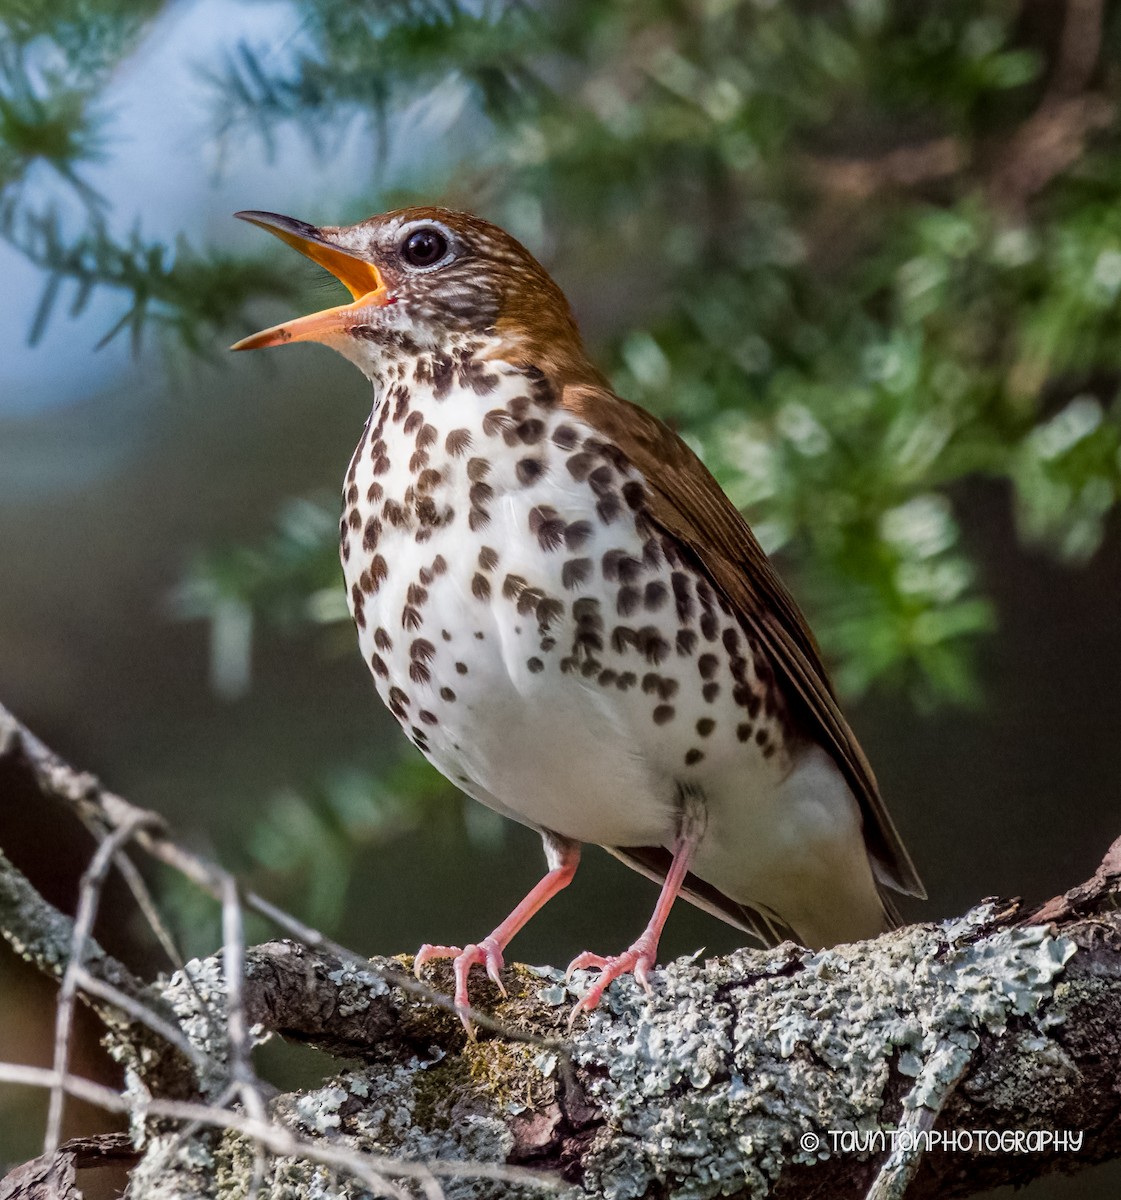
[0,702,1119,1199]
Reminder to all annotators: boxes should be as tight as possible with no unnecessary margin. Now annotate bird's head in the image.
[231,206,595,384]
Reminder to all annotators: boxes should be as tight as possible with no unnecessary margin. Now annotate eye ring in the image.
[401,226,450,269]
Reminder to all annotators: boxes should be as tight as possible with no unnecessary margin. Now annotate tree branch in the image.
[2,703,1119,1199]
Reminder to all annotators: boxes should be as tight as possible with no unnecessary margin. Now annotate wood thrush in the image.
[232,207,925,1022]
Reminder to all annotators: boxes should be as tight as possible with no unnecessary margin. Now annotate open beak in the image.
[230,210,391,351]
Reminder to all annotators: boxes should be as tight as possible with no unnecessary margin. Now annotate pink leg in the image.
[566,809,703,1022]
[415,834,579,1030]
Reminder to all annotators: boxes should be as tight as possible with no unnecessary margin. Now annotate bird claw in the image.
[565,943,657,1026]
[414,939,507,1035]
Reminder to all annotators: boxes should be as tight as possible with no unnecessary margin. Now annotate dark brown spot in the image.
[536,597,564,630]
[573,597,603,627]
[653,705,675,725]
[402,605,421,630]
[374,628,392,651]
[347,508,361,530]
[588,464,614,495]
[372,455,390,476]
[704,682,720,703]
[529,505,565,551]
[483,408,513,437]
[700,611,719,641]
[671,573,693,622]
[598,668,617,686]
[417,468,443,492]
[643,581,668,611]
[503,574,527,601]
[466,456,491,482]
[722,628,741,656]
[403,411,423,434]
[517,458,544,485]
[676,629,698,656]
[469,481,494,506]
[552,424,578,449]
[432,554,447,575]
[346,483,358,505]
[697,718,715,738]
[371,653,388,677]
[617,586,641,617]
[411,638,435,663]
[763,744,776,759]
[617,671,637,691]
[445,428,472,456]
[456,661,468,674]
[575,627,604,653]
[564,520,593,550]
[518,418,545,444]
[419,709,438,725]
[755,728,768,747]
[642,538,663,570]
[366,482,384,502]
[566,453,595,481]
[383,499,407,528]
[371,555,388,586]
[684,748,704,766]
[622,480,645,510]
[409,661,431,685]
[468,506,490,531]
[637,625,670,665]
[527,657,544,673]
[737,722,752,742]
[440,687,456,702]
[472,573,491,601]
[516,586,545,617]
[361,518,383,552]
[407,583,428,607]
[478,546,499,571]
[596,494,622,524]
[417,422,438,449]
[611,625,637,654]
[562,558,592,590]
[698,654,719,680]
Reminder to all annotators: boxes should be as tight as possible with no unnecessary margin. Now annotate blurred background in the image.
[1,0,1119,1194]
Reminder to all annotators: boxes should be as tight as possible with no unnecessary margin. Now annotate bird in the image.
[231,206,925,1023]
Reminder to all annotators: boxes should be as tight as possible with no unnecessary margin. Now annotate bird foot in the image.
[565,939,657,1024]
[414,938,507,1035]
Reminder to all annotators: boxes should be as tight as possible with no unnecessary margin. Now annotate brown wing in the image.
[563,383,926,903]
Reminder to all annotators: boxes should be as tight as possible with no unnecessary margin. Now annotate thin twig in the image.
[45,809,160,1152]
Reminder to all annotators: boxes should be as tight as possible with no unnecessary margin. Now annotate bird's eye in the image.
[401,227,449,268]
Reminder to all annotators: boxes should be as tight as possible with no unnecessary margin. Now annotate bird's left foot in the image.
[414,938,507,1035]
[565,938,658,1023]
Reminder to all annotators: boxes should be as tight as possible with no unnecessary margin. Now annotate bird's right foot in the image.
[414,938,507,1034]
